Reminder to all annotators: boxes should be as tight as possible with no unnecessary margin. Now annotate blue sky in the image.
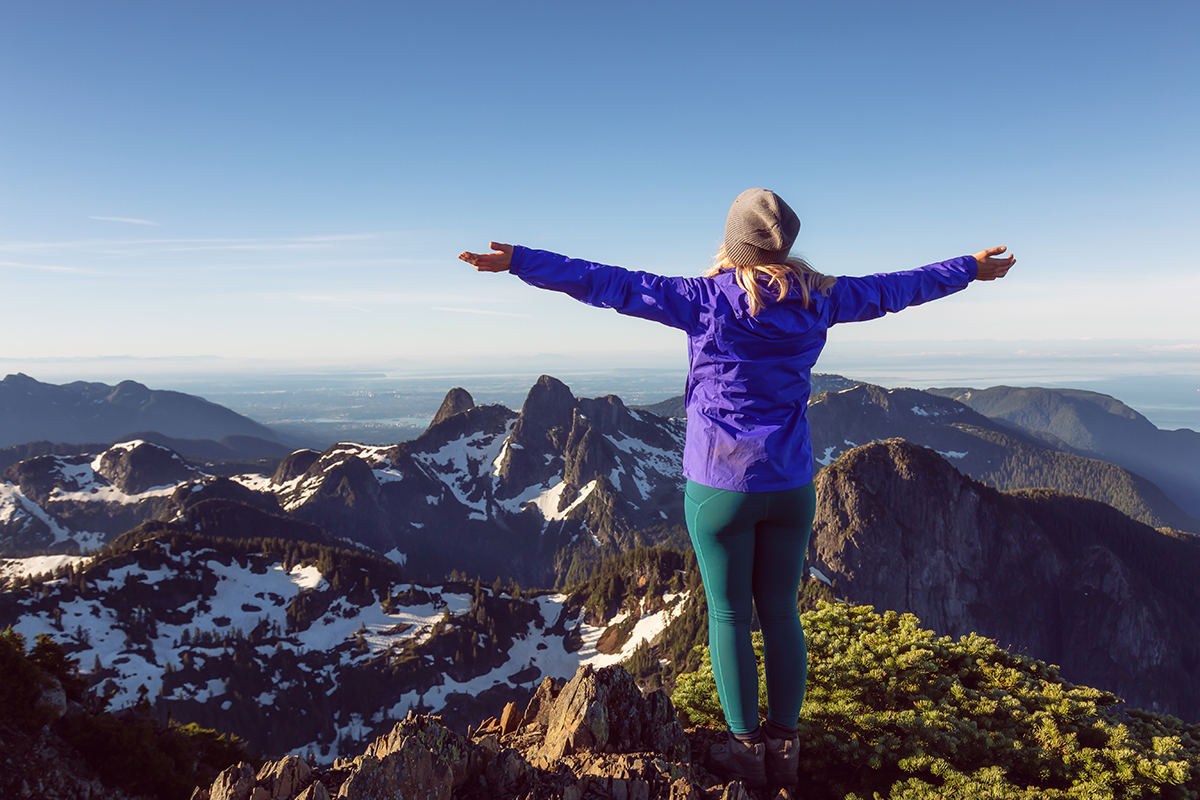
[2,1,1197,383]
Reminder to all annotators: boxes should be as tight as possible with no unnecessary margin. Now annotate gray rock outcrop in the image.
[534,664,688,764]
[190,665,753,800]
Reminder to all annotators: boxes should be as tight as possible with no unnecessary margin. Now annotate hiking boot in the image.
[708,731,767,789]
[764,728,800,785]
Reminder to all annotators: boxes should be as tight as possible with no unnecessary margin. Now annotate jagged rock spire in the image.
[430,388,475,429]
[512,376,576,447]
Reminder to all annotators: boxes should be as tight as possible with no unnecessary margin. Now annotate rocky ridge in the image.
[192,664,778,800]
[928,384,1200,518]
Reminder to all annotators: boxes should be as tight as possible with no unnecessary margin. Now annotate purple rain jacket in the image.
[510,246,978,492]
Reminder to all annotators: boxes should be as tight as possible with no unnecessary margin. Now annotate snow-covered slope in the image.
[1,531,693,761]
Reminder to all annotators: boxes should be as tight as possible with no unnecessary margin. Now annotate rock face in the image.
[271,449,322,486]
[191,665,756,800]
[807,438,1200,722]
[0,720,147,800]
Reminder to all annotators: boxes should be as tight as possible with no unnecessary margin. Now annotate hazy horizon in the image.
[4,338,1197,435]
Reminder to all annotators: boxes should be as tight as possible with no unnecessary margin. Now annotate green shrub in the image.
[1,625,254,800]
[672,602,1199,799]
[55,708,251,800]
[0,627,51,731]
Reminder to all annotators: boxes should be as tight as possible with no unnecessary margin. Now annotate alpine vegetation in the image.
[672,602,1200,799]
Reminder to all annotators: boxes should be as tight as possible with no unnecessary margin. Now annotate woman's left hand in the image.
[973,246,1015,281]
[459,242,513,272]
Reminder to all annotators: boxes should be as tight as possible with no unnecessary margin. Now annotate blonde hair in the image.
[705,246,836,316]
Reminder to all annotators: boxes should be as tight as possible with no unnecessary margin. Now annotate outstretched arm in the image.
[458,243,705,334]
[973,245,1015,281]
[829,244,1016,325]
[459,242,513,272]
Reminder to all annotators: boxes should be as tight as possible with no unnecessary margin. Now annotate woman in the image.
[460,188,1015,788]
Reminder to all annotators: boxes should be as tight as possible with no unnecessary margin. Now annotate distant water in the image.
[836,372,1199,433]
[819,339,1200,434]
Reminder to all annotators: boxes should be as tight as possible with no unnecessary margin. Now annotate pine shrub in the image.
[672,602,1198,799]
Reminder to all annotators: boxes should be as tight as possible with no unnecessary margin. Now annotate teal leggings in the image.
[685,479,816,734]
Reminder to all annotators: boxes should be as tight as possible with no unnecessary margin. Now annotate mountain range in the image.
[926,384,1200,518]
[0,373,296,452]
[2,375,690,588]
[2,372,1199,768]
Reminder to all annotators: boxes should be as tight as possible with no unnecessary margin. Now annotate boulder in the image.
[256,755,313,799]
[535,664,689,764]
[522,675,565,731]
[34,675,67,723]
[338,737,453,800]
[209,762,256,800]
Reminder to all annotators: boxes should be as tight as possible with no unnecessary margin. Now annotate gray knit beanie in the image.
[724,188,800,266]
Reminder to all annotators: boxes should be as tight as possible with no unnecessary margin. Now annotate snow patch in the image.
[815,446,839,467]
[287,564,327,591]
[1,554,92,581]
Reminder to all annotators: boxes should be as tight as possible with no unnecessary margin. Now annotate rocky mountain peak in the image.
[511,375,577,448]
[493,376,579,490]
[2,372,41,388]
[95,439,196,494]
[430,387,476,428]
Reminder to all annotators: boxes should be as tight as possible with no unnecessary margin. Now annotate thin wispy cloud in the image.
[3,233,394,257]
[433,307,530,318]
[0,259,94,275]
[89,216,163,226]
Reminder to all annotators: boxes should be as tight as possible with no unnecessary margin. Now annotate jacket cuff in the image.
[510,245,533,277]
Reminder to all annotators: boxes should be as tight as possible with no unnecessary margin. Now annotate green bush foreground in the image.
[671,602,1199,799]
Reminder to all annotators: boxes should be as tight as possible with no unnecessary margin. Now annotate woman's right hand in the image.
[973,246,1015,281]
[459,242,513,272]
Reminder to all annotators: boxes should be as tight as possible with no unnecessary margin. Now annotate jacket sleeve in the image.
[827,255,978,324]
[510,246,705,334]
